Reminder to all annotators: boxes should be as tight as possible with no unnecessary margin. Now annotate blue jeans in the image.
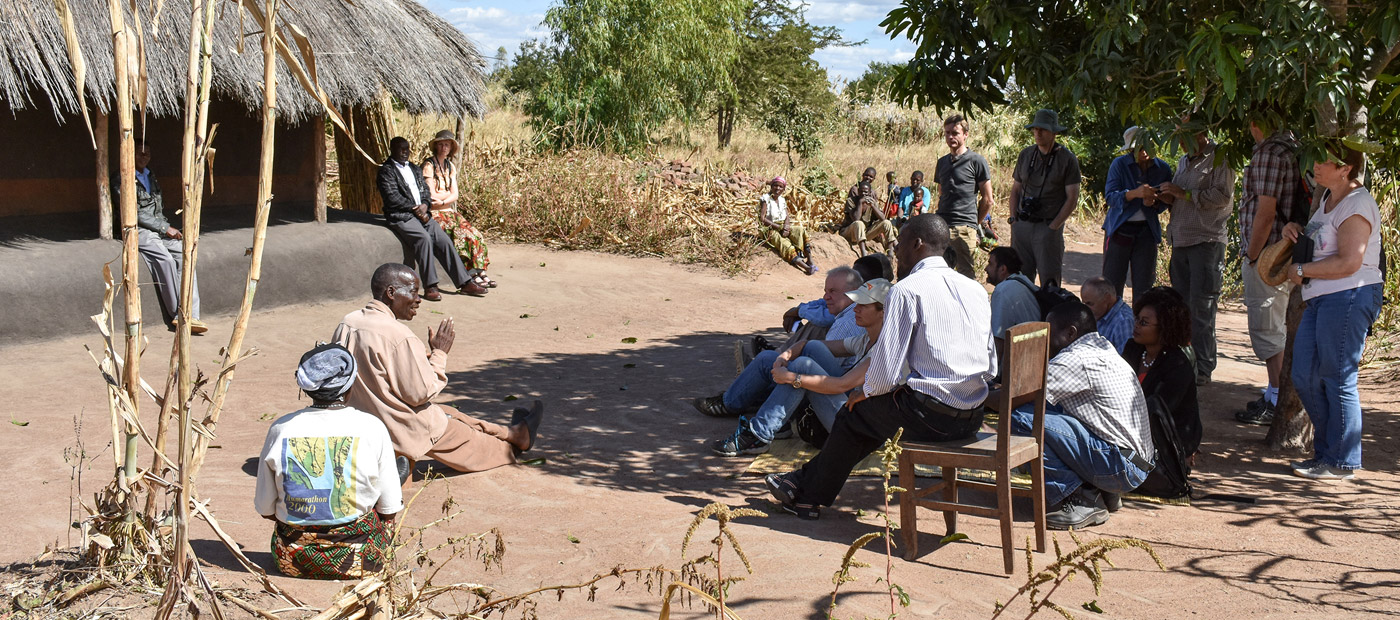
[1292,284,1383,470]
[1011,404,1149,506]
[744,341,848,442]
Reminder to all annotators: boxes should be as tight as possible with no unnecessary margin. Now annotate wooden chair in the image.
[897,321,1050,574]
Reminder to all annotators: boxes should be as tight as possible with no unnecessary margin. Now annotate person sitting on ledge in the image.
[765,215,994,520]
[711,278,891,457]
[255,343,400,580]
[334,264,542,478]
[378,136,485,301]
[759,176,818,275]
[1009,302,1155,530]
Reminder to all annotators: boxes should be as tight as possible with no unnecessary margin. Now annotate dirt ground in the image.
[2,222,1398,619]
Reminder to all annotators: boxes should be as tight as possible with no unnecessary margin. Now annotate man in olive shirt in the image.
[1007,109,1082,288]
[933,114,994,279]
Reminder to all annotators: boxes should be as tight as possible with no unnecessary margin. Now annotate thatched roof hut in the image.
[0,0,488,228]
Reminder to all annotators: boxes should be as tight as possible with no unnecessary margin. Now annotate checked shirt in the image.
[1045,332,1155,463]
[1239,131,1301,257]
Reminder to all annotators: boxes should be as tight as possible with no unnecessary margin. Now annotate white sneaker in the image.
[1292,464,1356,481]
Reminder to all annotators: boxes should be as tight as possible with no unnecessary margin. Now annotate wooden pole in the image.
[106,0,140,530]
[189,0,279,485]
[314,113,327,223]
[96,113,113,240]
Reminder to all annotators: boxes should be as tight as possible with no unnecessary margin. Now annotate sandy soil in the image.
[2,223,1398,619]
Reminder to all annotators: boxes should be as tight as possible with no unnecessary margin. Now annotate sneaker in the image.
[780,501,820,520]
[710,420,770,457]
[1292,464,1356,481]
[764,472,799,505]
[1046,487,1110,530]
[692,395,739,418]
[772,422,794,441]
[1235,399,1275,425]
[1290,458,1320,472]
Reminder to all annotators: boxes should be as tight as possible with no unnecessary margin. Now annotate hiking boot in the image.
[1292,463,1356,481]
[1101,491,1123,513]
[710,419,770,457]
[1046,487,1110,530]
[692,394,739,418]
[1235,399,1275,425]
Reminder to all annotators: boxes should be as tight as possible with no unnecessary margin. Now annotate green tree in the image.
[763,87,824,168]
[502,39,557,96]
[525,0,747,152]
[843,61,902,105]
[881,0,1400,448]
[715,0,853,147]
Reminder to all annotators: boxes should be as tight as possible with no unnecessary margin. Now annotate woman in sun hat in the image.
[422,130,495,291]
[1282,139,1385,482]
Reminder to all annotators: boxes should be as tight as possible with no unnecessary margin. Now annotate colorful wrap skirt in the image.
[432,208,490,272]
[273,511,390,580]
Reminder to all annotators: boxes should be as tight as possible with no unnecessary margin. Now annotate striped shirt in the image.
[1045,332,1154,463]
[862,256,995,409]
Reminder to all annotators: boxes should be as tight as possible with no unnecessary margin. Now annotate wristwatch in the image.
[1296,264,1305,278]
[791,375,803,389]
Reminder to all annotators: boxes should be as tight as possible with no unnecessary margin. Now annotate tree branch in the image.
[1363,37,1400,82]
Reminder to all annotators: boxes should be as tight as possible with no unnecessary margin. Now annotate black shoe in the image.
[753,335,775,352]
[772,421,794,441]
[764,472,799,505]
[692,395,739,417]
[1047,487,1110,530]
[510,400,545,456]
[780,501,820,520]
[396,456,411,485]
[711,420,770,457]
[1102,491,1123,513]
[1235,399,1276,425]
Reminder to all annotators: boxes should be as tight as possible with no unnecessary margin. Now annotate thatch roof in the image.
[0,0,488,123]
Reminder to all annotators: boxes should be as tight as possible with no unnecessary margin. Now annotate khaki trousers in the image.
[839,220,896,251]
[426,405,518,473]
[947,225,983,279]
[764,225,808,261]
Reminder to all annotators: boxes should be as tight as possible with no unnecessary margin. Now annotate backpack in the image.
[1015,277,1081,321]
[1132,394,1193,499]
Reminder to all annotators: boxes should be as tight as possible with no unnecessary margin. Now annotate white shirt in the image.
[862,256,996,409]
[394,160,423,206]
[1301,187,1383,301]
[254,406,403,526]
[760,194,788,223]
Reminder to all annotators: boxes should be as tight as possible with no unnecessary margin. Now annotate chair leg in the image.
[996,463,1015,575]
[942,467,958,537]
[1031,457,1047,553]
[899,455,918,560]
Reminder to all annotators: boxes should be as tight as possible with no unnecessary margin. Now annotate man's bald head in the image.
[371,263,417,300]
[1079,276,1118,320]
[894,214,951,279]
[823,266,865,315]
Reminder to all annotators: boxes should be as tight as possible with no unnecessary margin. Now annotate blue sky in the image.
[419,0,913,84]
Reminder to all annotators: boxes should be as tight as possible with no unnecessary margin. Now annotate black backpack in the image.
[1015,278,1080,321]
[1133,394,1193,499]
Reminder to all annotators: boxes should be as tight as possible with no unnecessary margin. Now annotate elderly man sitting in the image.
[334,264,544,476]
[696,267,866,419]
[1080,276,1134,353]
[255,344,401,579]
[1009,302,1155,529]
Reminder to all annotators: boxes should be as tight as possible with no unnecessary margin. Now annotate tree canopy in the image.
[843,61,902,105]
[881,0,1400,167]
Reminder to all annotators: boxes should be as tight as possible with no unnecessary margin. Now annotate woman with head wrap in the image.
[254,344,403,579]
[759,176,818,275]
[422,130,495,293]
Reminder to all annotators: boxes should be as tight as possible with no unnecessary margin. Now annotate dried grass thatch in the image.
[0,0,487,123]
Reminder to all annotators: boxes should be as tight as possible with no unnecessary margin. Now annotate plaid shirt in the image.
[1045,332,1155,463]
[1238,131,1300,257]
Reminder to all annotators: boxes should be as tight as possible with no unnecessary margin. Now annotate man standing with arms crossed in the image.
[1008,109,1082,288]
[1234,112,1301,425]
[933,114,995,279]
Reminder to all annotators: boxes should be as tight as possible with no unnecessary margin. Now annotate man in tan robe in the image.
[334,263,542,474]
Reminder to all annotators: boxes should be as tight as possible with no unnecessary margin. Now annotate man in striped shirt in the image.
[766,214,995,519]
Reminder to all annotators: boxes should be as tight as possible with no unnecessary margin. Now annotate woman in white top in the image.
[255,344,403,579]
[1282,141,1385,482]
[759,176,817,275]
[422,130,495,292]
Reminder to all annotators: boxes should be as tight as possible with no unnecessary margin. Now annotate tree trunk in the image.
[333,97,394,214]
[716,102,734,148]
[96,113,113,240]
[313,114,327,223]
[1267,287,1313,451]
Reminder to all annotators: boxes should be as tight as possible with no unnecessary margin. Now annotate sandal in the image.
[477,273,498,288]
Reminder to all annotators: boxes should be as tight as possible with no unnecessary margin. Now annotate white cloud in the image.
[791,0,896,24]
[814,44,911,83]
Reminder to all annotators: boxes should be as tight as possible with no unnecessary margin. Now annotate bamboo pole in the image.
[96,113,113,240]
[189,0,279,486]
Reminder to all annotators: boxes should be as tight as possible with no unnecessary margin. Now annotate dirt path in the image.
[2,230,1397,619]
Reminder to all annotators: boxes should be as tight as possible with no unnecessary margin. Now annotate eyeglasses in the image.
[1135,317,1157,327]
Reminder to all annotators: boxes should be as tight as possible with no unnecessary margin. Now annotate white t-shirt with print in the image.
[254,406,403,526]
[1301,187,1383,301]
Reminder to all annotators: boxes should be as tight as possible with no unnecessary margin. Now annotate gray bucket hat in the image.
[1026,109,1067,133]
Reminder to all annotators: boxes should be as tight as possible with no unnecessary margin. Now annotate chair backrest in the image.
[996,322,1050,452]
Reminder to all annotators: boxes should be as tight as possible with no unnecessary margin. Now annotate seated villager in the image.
[765,215,994,520]
[698,268,866,418]
[840,181,897,255]
[255,343,401,580]
[422,130,495,293]
[1123,287,1201,499]
[712,279,890,456]
[378,136,479,301]
[1080,276,1134,353]
[124,139,207,334]
[1009,302,1154,529]
[986,247,1042,358]
[895,170,932,226]
[334,263,544,475]
[760,177,817,275]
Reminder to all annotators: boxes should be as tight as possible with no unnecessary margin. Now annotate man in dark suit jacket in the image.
[377,136,484,300]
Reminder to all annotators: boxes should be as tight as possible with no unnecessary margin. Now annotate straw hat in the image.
[1257,238,1296,286]
[429,129,459,160]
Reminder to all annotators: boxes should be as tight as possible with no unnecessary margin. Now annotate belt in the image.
[1016,215,1052,224]
[1120,446,1155,473]
[905,388,983,421]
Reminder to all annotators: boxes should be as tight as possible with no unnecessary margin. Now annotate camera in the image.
[1017,195,1041,220]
